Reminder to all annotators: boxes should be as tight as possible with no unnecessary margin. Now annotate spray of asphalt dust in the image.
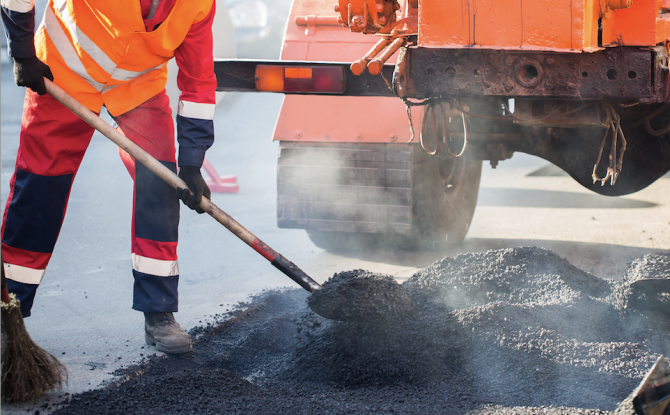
[55,247,670,415]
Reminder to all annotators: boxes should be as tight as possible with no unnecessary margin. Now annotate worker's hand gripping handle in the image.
[44,79,322,293]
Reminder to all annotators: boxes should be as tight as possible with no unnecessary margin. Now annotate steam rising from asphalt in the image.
[279,142,413,253]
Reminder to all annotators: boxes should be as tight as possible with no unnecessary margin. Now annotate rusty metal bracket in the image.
[404,47,663,103]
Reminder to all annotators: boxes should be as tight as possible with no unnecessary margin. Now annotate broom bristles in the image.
[1,293,67,403]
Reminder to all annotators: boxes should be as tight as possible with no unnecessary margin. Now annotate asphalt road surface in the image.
[1,48,669,413]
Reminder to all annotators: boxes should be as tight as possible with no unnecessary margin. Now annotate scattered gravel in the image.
[54,247,670,415]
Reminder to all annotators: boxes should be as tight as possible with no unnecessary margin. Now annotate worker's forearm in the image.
[173,0,217,168]
[1,4,37,58]
[176,116,214,168]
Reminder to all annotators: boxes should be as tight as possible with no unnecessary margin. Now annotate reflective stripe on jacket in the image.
[35,0,214,116]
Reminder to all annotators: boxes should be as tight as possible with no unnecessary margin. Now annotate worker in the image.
[1,0,217,354]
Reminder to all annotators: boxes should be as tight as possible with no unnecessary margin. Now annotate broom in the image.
[1,263,67,403]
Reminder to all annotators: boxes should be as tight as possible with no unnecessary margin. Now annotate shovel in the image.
[44,79,413,323]
[615,355,670,415]
[44,80,321,293]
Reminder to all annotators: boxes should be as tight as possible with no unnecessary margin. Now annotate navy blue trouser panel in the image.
[132,270,179,312]
[134,160,179,243]
[3,170,75,318]
[3,169,74,253]
[7,280,38,317]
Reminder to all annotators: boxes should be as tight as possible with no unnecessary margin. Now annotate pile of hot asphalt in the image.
[55,247,670,415]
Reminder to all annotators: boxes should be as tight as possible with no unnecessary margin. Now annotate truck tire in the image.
[306,146,482,251]
[394,148,482,250]
[439,153,483,244]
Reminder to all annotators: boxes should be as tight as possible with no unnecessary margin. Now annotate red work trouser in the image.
[1,89,180,317]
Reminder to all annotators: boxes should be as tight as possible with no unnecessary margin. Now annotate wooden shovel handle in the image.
[44,79,321,293]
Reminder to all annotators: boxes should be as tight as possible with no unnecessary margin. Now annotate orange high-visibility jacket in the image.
[36,0,214,116]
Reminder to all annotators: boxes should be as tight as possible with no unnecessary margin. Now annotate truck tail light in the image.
[255,65,345,93]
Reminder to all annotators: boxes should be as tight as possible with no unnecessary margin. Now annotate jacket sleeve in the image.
[1,0,37,58]
[173,1,217,168]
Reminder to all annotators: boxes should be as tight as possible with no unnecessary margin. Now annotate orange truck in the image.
[216,0,670,249]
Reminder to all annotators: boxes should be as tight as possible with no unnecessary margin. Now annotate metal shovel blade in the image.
[615,355,670,415]
[633,356,670,415]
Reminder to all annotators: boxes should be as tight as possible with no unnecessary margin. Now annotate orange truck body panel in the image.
[602,0,663,46]
[417,0,668,51]
[274,96,421,144]
[418,0,598,52]
[275,0,421,144]
[275,0,670,144]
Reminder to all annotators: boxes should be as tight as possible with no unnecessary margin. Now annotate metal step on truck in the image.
[215,0,670,250]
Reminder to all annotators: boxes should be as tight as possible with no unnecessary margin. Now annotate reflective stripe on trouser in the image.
[1,89,180,316]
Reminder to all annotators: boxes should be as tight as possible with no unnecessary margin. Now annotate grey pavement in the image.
[2,44,670,414]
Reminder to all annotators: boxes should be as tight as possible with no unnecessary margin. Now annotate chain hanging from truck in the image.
[592,105,627,186]
[417,100,469,158]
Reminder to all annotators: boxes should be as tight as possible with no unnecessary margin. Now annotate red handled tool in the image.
[45,79,322,294]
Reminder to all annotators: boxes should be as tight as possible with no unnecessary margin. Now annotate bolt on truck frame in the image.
[216,0,670,249]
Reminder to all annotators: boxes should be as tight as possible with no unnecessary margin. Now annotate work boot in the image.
[144,312,192,354]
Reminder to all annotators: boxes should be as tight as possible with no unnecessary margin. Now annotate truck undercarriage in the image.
[214,0,670,248]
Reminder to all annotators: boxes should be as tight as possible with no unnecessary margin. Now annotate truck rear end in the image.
[216,0,670,249]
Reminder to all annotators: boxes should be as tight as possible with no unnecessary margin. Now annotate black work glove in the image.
[13,56,54,96]
[176,166,211,214]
